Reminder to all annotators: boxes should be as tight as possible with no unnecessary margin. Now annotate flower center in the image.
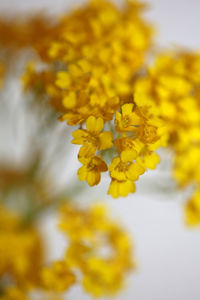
[122,116,130,128]
[116,161,130,172]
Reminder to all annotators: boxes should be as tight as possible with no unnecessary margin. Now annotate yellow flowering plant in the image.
[20,0,165,198]
[0,0,200,299]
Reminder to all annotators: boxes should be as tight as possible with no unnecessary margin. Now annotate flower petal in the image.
[72,129,88,145]
[87,171,101,186]
[86,116,104,134]
[99,132,113,150]
[126,163,145,181]
[121,149,137,162]
[143,153,160,169]
[79,144,96,158]
[77,165,88,181]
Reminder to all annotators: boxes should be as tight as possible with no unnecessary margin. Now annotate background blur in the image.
[0,0,200,299]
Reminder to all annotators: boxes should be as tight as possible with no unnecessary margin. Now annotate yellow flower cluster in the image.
[22,0,167,198]
[0,205,42,288]
[134,51,200,224]
[47,0,152,122]
[59,203,133,297]
[0,203,133,299]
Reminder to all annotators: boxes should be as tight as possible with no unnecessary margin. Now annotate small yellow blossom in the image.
[0,206,42,288]
[0,287,28,300]
[109,153,145,182]
[77,156,108,186]
[72,116,113,158]
[107,149,145,198]
[137,152,160,170]
[108,179,136,198]
[114,136,139,157]
[115,103,143,132]
[40,260,76,292]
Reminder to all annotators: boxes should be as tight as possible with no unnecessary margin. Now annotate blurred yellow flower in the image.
[59,203,134,297]
[0,206,43,289]
[40,260,76,292]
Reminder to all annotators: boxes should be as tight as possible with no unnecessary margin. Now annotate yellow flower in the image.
[115,103,143,132]
[0,206,42,289]
[107,150,144,198]
[82,258,124,297]
[109,152,145,182]
[77,156,108,186]
[40,260,76,292]
[137,152,160,170]
[60,206,101,242]
[0,287,28,300]
[136,124,159,144]
[114,137,139,158]
[72,116,113,158]
[55,71,71,89]
[108,179,136,198]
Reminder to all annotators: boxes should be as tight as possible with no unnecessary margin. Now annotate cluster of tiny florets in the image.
[134,52,200,224]
[0,203,132,299]
[22,0,167,198]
